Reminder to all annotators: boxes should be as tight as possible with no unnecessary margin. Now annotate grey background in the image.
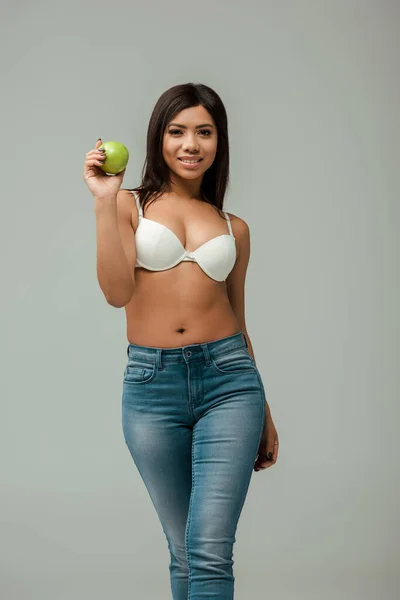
[1,1,398,599]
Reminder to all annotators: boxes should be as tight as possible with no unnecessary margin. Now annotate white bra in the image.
[131,190,237,282]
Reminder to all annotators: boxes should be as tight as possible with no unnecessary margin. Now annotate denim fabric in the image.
[121,331,266,600]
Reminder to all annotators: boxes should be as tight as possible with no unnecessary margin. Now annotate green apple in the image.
[98,140,129,174]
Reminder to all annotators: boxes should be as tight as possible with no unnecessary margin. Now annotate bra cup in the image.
[135,218,237,280]
[193,236,237,281]
[135,220,186,269]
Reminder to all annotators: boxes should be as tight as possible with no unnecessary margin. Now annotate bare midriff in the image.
[124,264,241,348]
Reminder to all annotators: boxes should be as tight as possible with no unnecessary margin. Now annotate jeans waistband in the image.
[127,331,249,365]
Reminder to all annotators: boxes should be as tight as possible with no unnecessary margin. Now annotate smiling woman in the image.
[167,120,215,169]
[83,81,278,600]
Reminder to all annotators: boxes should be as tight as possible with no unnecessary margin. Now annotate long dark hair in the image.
[127,82,230,218]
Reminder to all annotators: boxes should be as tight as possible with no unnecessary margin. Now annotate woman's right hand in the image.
[83,138,126,199]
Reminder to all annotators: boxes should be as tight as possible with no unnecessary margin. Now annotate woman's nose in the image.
[182,136,199,151]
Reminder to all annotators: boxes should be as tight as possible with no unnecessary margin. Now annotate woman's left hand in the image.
[254,408,279,471]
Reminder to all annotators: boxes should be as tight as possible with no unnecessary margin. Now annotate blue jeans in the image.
[121,331,266,600]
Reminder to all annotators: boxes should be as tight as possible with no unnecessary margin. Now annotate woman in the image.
[83,82,279,600]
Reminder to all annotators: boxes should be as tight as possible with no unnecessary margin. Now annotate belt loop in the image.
[242,332,248,348]
[126,344,130,357]
[156,348,163,370]
[200,343,211,365]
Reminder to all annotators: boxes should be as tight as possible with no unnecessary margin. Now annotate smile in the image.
[178,158,202,163]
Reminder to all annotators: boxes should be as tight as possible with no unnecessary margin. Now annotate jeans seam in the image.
[123,364,157,385]
[209,357,257,376]
[185,428,196,600]
[254,368,266,452]
[186,364,195,419]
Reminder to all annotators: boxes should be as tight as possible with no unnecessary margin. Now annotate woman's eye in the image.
[169,129,212,136]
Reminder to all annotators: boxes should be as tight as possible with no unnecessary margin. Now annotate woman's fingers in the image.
[86,157,105,165]
[85,156,104,166]
[85,148,106,167]
[86,149,105,158]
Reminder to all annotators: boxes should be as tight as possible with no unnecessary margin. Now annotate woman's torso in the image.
[124,191,242,348]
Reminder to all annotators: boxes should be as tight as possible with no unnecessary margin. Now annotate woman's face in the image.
[162,105,218,183]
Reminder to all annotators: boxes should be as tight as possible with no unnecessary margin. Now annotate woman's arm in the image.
[226,214,272,417]
[94,190,136,307]
[226,214,253,354]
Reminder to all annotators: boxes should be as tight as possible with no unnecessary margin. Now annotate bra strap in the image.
[224,211,234,237]
[132,190,143,219]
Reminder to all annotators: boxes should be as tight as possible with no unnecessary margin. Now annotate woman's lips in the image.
[177,158,203,169]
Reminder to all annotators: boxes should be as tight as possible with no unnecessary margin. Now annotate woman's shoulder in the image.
[223,211,250,243]
[224,210,249,229]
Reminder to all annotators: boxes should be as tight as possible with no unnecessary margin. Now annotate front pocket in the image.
[211,349,256,374]
[124,361,157,384]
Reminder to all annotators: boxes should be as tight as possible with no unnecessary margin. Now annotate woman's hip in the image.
[122,330,266,423]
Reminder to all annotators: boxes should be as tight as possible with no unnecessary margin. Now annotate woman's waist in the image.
[126,283,233,316]
[126,303,239,348]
